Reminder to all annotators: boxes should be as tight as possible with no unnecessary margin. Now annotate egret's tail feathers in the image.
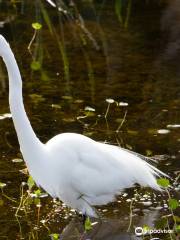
[144,162,170,191]
[146,162,169,178]
[100,143,168,192]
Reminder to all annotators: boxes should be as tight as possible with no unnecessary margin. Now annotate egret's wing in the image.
[71,141,165,206]
[71,146,124,205]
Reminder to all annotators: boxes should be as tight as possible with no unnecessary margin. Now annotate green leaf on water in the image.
[0,182,6,189]
[143,224,151,232]
[50,233,60,240]
[34,189,41,197]
[157,178,170,188]
[85,111,95,117]
[168,198,179,210]
[176,225,180,233]
[27,176,35,190]
[32,22,42,30]
[146,149,153,157]
[26,196,33,205]
[85,217,92,231]
[155,217,167,229]
[34,197,40,206]
[31,61,41,71]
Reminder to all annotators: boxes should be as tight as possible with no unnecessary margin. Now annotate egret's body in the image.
[0,35,166,217]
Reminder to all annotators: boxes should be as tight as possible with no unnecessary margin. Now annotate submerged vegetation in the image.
[0,0,179,239]
[0,98,179,239]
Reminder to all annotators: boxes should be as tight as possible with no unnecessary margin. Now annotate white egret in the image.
[0,35,166,218]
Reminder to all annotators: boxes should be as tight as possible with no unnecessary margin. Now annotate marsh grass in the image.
[155,178,179,239]
[0,94,179,239]
[0,181,16,203]
[37,0,100,88]
[115,0,132,29]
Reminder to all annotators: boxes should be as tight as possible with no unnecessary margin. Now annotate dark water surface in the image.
[0,1,179,239]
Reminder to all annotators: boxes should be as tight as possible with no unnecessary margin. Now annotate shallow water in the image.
[0,1,179,239]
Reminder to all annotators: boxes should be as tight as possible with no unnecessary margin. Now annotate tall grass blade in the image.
[115,0,123,24]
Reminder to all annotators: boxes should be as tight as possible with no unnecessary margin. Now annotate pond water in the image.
[0,1,179,239]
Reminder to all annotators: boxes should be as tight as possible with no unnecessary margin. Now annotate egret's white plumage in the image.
[0,35,166,217]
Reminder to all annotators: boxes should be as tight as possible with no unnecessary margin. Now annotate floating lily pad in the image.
[157,129,170,134]
[50,233,60,240]
[61,95,73,100]
[0,182,7,189]
[143,224,151,231]
[31,61,41,71]
[51,104,61,109]
[32,22,42,30]
[12,158,23,163]
[168,198,179,210]
[167,124,180,129]
[157,178,170,188]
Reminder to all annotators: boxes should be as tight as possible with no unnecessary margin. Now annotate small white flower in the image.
[119,102,128,106]
[157,129,170,134]
[167,124,180,128]
[105,98,114,104]
[84,106,95,112]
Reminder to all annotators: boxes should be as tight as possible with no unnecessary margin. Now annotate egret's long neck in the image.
[2,43,44,157]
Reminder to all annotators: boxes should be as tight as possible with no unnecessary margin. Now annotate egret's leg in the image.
[82,214,87,225]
